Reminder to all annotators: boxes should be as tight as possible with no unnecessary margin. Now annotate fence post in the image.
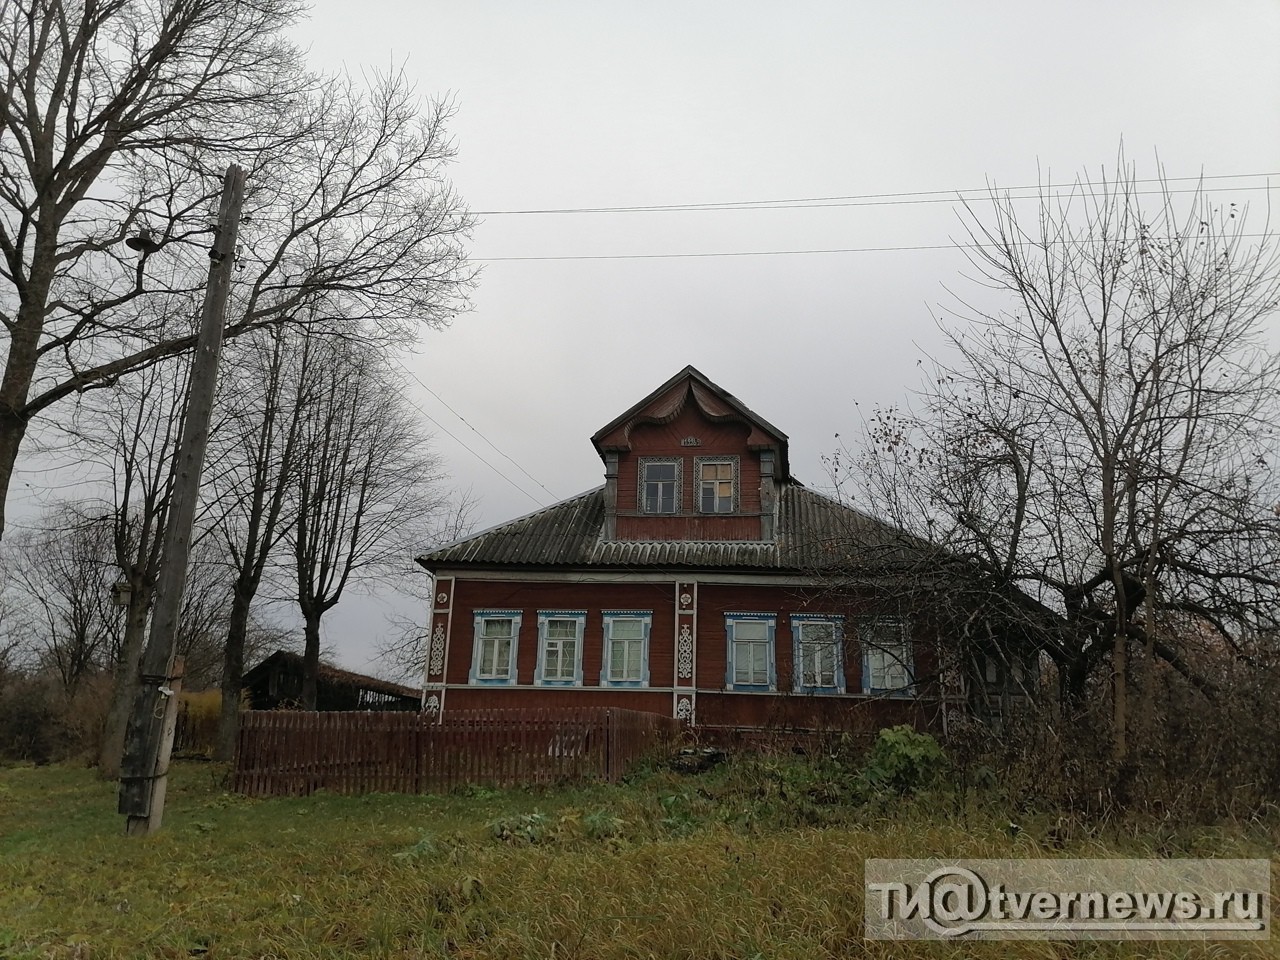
[604,708,613,782]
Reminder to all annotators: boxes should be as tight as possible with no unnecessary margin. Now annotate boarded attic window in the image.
[697,458,736,513]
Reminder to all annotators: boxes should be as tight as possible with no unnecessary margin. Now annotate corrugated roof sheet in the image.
[417,483,916,574]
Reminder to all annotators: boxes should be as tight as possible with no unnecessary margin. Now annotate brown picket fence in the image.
[231,707,684,797]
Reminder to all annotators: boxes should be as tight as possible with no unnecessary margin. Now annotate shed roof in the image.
[243,650,422,700]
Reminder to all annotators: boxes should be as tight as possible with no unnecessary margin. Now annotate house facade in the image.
[415,366,944,736]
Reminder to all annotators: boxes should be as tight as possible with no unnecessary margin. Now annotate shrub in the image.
[0,672,111,764]
[0,676,62,763]
[858,725,945,796]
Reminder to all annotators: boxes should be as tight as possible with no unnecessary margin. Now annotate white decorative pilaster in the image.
[673,581,697,723]
[424,577,454,720]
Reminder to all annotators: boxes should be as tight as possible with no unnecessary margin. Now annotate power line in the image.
[472,173,1278,216]
[385,363,550,509]
[392,358,559,502]
[478,234,1276,264]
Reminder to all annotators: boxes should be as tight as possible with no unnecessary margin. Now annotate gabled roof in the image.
[416,483,914,574]
[591,365,790,479]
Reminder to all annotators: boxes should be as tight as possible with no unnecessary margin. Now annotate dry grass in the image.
[0,759,1275,959]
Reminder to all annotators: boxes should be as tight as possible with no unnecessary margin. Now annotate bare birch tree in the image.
[837,161,1280,766]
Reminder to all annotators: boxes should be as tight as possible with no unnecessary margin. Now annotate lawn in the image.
[0,758,1275,959]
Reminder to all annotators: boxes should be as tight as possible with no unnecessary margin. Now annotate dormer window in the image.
[697,457,737,513]
[639,458,680,514]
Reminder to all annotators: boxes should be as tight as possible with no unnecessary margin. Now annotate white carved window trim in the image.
[724,612,775,690]
[861,617,914,696]
[535,610,586,686]
[601,610,651,687]
[470,611,522,685]
[790,615,845,693]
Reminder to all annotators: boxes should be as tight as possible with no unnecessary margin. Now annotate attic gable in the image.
[591,365,790,479]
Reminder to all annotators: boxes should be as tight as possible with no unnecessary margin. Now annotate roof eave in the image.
[590,365,791,478]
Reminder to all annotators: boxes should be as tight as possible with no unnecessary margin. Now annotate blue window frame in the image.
[725,613,775,690]
[470,610,521,685]
[791,615,845,693]
[601,611,651,686]
[535,610,586,686]
[861,617,914,695]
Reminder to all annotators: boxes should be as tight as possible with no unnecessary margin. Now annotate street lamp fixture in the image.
[124,228,161,255]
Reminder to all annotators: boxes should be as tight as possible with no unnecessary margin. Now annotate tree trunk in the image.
[98,594,151,777]
[215,584,254,760]
[1058,652,1091,713]
[302,610,321,711]
[1112,627,1128,763]
[0,238,58,542]
[0,415,25,542]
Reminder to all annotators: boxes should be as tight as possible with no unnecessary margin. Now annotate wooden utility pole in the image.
[118,165,246,836]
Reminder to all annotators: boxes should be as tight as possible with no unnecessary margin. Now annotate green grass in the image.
[0,759,1276,959]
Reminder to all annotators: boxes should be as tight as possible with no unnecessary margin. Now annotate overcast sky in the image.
[162,2,1280,671]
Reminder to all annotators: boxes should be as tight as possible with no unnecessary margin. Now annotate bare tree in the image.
[0,0,306,536]
[287,335,449,709]
[0,0,472,538]
[838,160,1280,766]
[204,328,304,757]
[375,488,478,683]
[70,357,191,774]
[4,505,122,695]
[171,536,235,690]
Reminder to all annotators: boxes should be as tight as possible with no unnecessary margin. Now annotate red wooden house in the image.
[415,366,944,737]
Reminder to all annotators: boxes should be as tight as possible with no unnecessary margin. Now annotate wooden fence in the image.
[231,707,684,797]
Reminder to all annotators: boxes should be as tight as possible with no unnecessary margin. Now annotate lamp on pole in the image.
[117,164,247,836]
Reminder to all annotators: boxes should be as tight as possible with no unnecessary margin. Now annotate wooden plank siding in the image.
[231,708,682,798]
[437,578,940,733]
[613,403,765,542]
[446,580,676,688]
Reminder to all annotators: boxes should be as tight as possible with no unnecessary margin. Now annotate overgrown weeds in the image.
[1,739,1276,959]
